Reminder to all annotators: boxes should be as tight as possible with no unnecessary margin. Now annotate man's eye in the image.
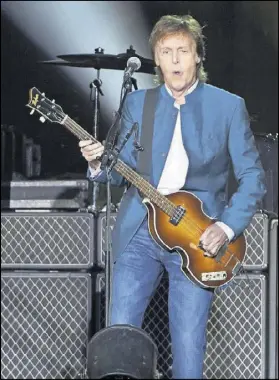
[162,50,170,54]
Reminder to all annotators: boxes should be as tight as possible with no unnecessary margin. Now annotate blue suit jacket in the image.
[89,82,266,263]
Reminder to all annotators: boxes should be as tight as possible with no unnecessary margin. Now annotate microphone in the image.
[92,79,104,96]
[124,57,141,81]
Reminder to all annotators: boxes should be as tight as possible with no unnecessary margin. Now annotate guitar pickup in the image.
[169,205,186,226]
[201,271,227,282]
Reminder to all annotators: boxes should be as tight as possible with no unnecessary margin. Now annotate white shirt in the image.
[89,81,235,241]
[156,83,195,195]
[161,81,234,241]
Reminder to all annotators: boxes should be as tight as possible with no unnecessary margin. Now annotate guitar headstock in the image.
[26,87,66,123]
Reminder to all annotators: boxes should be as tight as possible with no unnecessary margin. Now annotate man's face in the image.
[154,33,200,93]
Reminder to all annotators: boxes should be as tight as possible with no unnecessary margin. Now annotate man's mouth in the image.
[173,71,183,76]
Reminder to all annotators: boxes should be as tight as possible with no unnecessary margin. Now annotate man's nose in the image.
[172,52,179,64]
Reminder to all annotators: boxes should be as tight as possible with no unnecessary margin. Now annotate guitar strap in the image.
[136,87,160,183]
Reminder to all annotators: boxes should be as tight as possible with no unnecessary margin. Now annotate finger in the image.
[82,145,104,155]
[200,225,215,242]
[203,244,217,257]
[93,149,104,159]
[203,248,218,258]
[80,142,103,152]
[198,234,211,250]
[199,234,207,246]
[81,147,104,156]
[205,233,228,247]
[199,234,215,249]
[90,148,105,158]
[79,140,94,148]
[203,227,225,242]
[200,229,210,240]
[205,247,218,257]
[203,251,216,258]
[202,237,220,250]
[207,240,222,256]
[86,147,104,159]
[82,151,101,161]
[83,153,99,162]
[201,240,219,256]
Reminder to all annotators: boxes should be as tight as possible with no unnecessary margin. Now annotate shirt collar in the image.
[165,78,199,98]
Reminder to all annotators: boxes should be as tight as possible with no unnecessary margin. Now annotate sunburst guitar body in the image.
[143,191,246,289]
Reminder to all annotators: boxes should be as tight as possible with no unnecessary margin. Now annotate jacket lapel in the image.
[151,96,178,187]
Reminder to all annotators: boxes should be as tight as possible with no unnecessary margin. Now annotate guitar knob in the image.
[39,116,46,123]
[30,109,35,115]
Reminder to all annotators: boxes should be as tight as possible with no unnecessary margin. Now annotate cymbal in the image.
[39,49,155,74]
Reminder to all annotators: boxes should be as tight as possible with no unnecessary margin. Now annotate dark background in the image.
[1,1,278,178]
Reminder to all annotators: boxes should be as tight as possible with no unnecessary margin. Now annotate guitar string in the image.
[62,115,240,265]
[63,116,175,212]
[64,116,186,216]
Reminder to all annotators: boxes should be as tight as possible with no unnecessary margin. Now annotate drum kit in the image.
[40,45,156,212]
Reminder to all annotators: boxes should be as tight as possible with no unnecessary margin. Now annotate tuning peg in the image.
[52,99,55,103]
[42,93,45,96]
[39,116,46,123]
[30,109,35,115]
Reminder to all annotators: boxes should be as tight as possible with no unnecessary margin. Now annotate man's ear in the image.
[196,56,201,64]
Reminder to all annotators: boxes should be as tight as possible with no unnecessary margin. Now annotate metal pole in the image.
[90,67,100,213]
[89,47,105,214]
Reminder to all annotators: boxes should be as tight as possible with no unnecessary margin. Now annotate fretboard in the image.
[62,114,176,216]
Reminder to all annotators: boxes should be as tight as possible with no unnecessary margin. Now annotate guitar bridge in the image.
[169,205,186,226]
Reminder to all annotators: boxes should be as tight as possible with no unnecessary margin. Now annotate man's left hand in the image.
[199,224,229,257]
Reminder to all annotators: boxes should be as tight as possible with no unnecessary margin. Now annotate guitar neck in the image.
[62,115,174,216]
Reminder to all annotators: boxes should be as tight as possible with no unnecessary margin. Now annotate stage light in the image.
[1,1,155,125]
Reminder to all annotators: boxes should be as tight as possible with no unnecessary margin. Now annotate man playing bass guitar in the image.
[79,14,266,379]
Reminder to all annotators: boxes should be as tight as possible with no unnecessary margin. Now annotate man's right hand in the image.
[79,140,104,170]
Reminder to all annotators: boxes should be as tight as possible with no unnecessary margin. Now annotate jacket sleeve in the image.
[218,97,267,238]
[86,92,138,186]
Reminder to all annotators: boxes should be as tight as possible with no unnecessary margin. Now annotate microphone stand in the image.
[102,76,133,327]
[89,48,104,214]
